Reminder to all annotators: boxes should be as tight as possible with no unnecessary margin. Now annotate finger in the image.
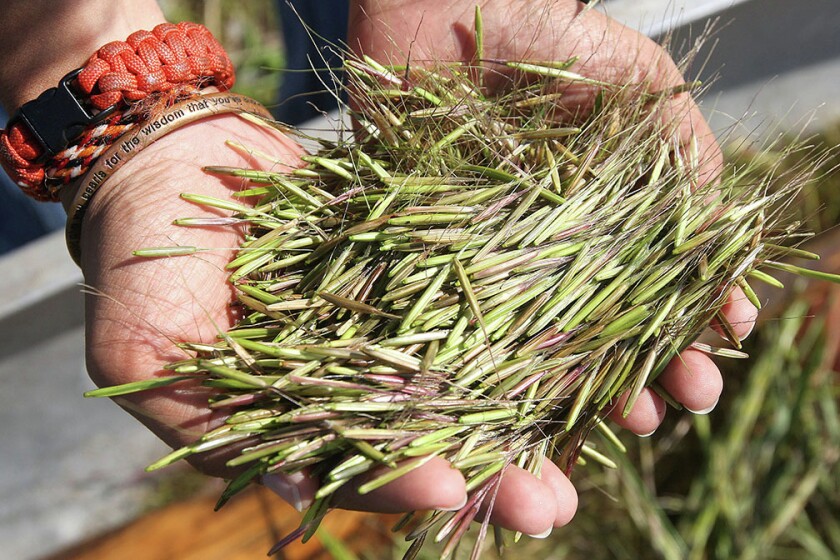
[713,286,758,341]
[658,348,723,415]
[262,470,319,512]
[333,456,467,513]
[608,387,667,436]
[483,463,557,537]
[539,458,578,528]
[558,8,723,187]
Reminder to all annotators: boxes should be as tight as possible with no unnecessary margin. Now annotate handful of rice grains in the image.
[88,25,840,560]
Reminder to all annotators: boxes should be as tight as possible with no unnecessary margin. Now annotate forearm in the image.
[0,0,165,111]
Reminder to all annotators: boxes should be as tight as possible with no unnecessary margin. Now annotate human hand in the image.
[75,107,494,520]
[345,0,758,536]
[72,115,301,471]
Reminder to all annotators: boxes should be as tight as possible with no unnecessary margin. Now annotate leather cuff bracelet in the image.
[65,91,272,266]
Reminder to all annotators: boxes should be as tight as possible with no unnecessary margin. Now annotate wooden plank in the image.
[46,485,400,560]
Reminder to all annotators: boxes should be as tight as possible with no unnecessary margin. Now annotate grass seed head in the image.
[98,32,840,560]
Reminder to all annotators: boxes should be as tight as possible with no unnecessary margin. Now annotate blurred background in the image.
[0,0,838,558]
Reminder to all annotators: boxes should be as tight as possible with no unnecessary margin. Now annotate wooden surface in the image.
[47,485,400,560]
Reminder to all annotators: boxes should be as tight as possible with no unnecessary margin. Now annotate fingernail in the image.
[686,399,718,415]
[637,428,657,438]
[527,526,553,539]
[440,493,468,512]
[262,472,312,512]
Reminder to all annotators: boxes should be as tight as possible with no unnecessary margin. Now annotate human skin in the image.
[0,0,757,539]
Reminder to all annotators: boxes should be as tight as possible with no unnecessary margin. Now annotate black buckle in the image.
[11,68,118,159]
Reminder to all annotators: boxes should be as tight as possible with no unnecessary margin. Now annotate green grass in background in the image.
[159,0,284,107]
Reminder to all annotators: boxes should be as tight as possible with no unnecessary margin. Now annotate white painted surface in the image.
[601,0,751,37]
[0,231,81,319]
[0,231,169,559]
[603,0,840,134]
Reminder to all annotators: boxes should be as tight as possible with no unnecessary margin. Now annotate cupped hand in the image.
[73,113,474,525]
[347,0,758,535]
[74,114,302,476]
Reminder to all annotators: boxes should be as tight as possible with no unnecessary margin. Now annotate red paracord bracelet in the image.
[0,21,234,201]
[43,83,204,198]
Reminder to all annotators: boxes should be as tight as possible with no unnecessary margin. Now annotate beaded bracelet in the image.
[65,91,273,265]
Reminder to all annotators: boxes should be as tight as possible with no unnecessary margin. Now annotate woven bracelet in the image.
[44,83,209,198]
[0,22,234,201]
[65,92,272,265]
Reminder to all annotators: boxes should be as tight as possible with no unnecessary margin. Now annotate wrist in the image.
[59,92,293,264]
[2,16,234,201]
[76,112,303,268]
[0,0,165,111]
